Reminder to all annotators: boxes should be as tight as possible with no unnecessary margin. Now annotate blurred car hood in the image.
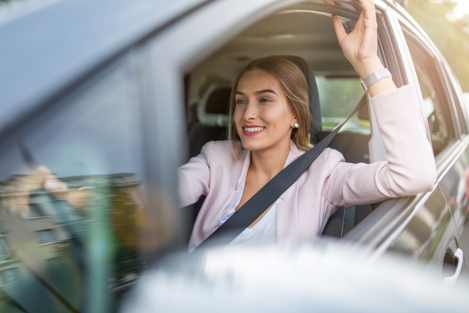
[122,240,469,313]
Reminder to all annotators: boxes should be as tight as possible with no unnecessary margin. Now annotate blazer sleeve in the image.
[178,142,211,207]
[323,84,437,210]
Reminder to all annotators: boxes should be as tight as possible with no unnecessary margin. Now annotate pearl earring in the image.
[292,122,300,129]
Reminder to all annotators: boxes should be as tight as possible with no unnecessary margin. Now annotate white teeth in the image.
[244,127,264,133]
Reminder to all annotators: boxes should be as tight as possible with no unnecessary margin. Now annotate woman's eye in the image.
[235,98,246,105]
[259,97,272,103]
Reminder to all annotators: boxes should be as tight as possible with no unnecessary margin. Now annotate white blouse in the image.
[217,186,279,246]
[229,204,278,246]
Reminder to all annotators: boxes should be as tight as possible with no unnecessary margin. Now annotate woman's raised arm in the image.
[324,0,437,209]
[333,0,396,97]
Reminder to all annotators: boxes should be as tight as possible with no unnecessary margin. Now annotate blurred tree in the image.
[407,0,469,91]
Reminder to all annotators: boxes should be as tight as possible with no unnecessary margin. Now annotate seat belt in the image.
[196,100,363,249]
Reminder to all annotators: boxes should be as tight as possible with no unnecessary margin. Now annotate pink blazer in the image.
[179,85,437,249]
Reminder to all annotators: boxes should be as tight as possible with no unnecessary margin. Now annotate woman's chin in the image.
[239,138,254,150]
[240,138,267,151]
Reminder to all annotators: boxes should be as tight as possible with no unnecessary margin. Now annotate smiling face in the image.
[233,69,297,152]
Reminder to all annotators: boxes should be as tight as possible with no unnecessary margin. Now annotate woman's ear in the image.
[291,120,300,129]
[290,112,299,128]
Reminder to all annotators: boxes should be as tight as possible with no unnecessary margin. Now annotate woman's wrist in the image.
[366,77,397,97]
[356,56,384,79]
[354,56,397,97]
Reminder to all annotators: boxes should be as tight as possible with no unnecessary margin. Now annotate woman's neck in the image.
[249,139,291,179]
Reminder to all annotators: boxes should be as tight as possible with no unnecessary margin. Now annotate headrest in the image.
[206,87,231,115]
[197,85,231,127]
[284,56,322,143]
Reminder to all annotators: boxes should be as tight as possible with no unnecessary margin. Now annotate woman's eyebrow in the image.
[255,89,277,95]
[235,89,277,96]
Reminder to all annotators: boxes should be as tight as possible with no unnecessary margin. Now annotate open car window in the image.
[184,2,393,239]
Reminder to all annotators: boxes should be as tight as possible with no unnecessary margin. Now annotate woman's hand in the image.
[5,166,92,217]
[41,167,91,210]
[332,0,382,79]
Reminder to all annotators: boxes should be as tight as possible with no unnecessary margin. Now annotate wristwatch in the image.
[362,67,392,89]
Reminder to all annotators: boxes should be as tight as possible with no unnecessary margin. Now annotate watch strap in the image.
[362,67,391,89]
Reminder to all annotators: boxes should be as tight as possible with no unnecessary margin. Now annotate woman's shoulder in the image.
[297,144,345,161]
[323,147,345,162]
[200,140,242,164]
[302,147,346,175]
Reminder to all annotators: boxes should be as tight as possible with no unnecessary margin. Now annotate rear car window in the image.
[402,28,456,156]
[317,76,369,133]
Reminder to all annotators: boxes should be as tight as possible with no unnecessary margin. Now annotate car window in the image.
[317,76,369,133]
[184,2,397,239]
[0,57,149,312]
[402,29,456,155]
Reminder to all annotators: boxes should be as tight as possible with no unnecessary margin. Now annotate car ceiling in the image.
[189,5,357,101]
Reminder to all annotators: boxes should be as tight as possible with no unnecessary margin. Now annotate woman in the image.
[179,0,436,250]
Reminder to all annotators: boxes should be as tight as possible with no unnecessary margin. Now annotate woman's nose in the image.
[242,102,258,120]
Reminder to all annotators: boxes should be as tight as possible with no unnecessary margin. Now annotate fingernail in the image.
[45,179,60,190]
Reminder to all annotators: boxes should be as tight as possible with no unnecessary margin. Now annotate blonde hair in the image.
[228,56,312,151]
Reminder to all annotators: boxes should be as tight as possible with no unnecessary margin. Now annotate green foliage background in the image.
[407,0,469,90]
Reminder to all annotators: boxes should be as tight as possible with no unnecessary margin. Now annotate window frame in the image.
[142,0,413,244]
[136,0,467,257]
[348,8,468,258]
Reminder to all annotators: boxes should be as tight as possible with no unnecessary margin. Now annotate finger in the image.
[66,188,91,209]
[332,15,347,44]
[36,165,51,175]
[358,0,377,27]
[32,165,52,187]
[359,10,378,57]
[352,9,365,33]
[44,177,68,195]
[357,0,376,17]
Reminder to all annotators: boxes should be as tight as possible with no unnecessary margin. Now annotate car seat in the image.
[320,95,374,238]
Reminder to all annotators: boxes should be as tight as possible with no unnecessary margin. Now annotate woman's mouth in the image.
[242,126,265,137]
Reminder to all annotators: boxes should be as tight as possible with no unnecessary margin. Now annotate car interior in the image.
[184,5,376,239]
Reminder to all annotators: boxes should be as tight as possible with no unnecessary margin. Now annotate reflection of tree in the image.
[407,0,469,90]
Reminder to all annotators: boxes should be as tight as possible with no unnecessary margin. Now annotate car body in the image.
[0,0,468,312]
[122,242,469,313]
